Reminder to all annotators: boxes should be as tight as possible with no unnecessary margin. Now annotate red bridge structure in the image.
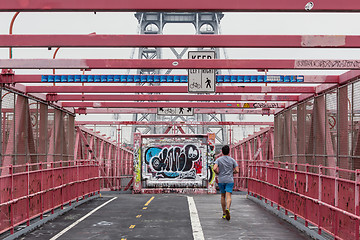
[1,1,360,239]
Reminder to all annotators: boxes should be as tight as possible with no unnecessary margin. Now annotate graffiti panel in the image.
[143,143,207,187]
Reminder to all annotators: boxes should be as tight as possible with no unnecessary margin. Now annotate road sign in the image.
[188,51,216,93]
[157,107,194,116]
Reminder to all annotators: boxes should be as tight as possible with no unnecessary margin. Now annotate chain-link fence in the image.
[275,79,360,179]
[0,86,75,174]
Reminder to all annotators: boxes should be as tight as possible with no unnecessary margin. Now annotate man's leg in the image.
[221,193,226,214]
[225,192,232,210]
[224,183,234,221]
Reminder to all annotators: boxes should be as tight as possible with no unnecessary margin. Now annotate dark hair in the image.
[222,145,230,155]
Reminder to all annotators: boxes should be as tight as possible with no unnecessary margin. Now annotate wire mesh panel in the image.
[352,81,360,170]
[273,81,360,175]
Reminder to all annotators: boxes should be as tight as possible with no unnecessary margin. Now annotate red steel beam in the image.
[0,74,339,84]
[1,35,359,48]
[3,59,360,70]
[26,86,316,94]
[61,102,287,108]
[74,108,276,115]
[50,94,299,102]
[1,0,360,12]
[75,121,274,126]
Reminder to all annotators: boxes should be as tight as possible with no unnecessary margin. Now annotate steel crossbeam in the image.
[26,86,316,94]
[76,121,274,126]
[2,34,360,48]
[1,0,360,12]
[0,74,339,84]
[74,108,276,115]
[3,59,360,70]
[61,102,287,108]
[48,94,299,102]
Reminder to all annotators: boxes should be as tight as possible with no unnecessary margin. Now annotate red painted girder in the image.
[74,108,276,115]
[51,94,299,102]
[142,134,207,138]
[1,0,360,12]
[76,121,274,126]
[1,74,339,84]
[26,86,315,94]
[0,59,360,70]
[61,102,286,108]
[4,59,360,70]
[2,35,359,48]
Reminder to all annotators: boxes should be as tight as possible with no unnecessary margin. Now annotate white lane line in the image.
[187,196,205,240]
[50,197,118,240]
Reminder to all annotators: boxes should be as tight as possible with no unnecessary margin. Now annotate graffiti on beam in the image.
[144,144,202,179]
[253,103,279,108]
[295,60,360,69]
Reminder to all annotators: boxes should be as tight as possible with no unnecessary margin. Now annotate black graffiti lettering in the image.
[253,103,279,108]
[297,60,360,69]
[149,144,200,176]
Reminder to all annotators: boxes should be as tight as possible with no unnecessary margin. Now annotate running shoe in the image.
[225,209,230,221]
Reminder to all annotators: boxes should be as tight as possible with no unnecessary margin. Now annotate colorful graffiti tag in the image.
[207,133,216,193]
[133,133,142,192]
[144,144,202,179]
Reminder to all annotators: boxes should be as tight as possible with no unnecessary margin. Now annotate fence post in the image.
[26,163,30,226]
[51,162,54,214]
[40,163,43,220]
[333,167,339,238]
[10,165,14,234]
[60,161,63,209]
[76,160,79,202]
[318,165,322,235]
[355,169,360,240]
[294,163,297,220]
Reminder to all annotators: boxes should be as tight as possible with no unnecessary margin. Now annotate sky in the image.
[1,12,360,143]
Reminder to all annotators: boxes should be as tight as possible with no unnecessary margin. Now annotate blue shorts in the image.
[218,183,234,194]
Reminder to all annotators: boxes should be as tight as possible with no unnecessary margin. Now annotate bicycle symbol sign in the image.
[188,51,216,93]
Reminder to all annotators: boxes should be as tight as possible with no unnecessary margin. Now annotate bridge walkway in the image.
[18,193,310,240]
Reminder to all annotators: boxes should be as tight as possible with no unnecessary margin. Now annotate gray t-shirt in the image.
[214,156,238,183]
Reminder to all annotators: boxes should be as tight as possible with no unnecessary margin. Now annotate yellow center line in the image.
[142,207,147,210]
[129,225,135,229]
[121,238,127,240]
[144,196,155,206]
[136,215,142,218]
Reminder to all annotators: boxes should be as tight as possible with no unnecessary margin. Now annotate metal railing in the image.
[0,160,99,235]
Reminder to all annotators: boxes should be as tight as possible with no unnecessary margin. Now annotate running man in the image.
[213,145,239,221]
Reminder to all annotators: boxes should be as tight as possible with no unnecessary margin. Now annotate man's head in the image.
[222,145,230,155]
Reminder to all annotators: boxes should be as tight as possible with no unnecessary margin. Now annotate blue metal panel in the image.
[40,74,305,83]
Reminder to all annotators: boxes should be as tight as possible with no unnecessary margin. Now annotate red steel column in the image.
[2,95,30,174]
[338,86,350,177]
[297,103,306,166]
[68,115,75,162]
[38,104,48,163]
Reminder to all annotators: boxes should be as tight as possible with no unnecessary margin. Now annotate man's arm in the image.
[233,166,239,174]
[213,163,219,174]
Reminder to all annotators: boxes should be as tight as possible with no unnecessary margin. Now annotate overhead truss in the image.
[1,0,360,12]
